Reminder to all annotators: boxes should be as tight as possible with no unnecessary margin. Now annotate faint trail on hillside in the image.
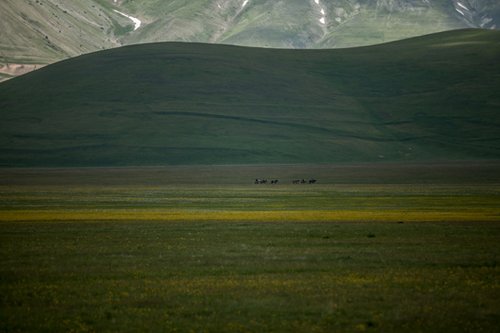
[152,111,426,142]
[209,0,251,43]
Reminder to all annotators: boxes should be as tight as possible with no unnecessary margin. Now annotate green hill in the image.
[0,29,499,167]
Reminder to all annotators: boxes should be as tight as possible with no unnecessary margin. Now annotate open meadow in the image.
[1,162,499,332]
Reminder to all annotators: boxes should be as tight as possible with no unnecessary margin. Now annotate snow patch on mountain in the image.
[113,10,142,31]
[455,8,465,16]
[452,0,497,29]
[312,0,327,25]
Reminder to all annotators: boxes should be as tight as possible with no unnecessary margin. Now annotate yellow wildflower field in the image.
[1,208,499,222]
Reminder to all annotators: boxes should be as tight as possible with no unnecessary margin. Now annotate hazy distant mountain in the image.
[1,0,499,81]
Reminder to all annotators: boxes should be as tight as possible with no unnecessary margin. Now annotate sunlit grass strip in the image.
[1,209,499,222]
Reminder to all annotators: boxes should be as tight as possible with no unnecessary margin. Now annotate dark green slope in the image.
[0,29,499,167]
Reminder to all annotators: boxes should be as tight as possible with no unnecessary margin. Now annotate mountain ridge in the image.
[1,0,500,81]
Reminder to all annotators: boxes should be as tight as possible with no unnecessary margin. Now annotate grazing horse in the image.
[255,179,268,184]
[293,179,317,184]
[270,179,279,184]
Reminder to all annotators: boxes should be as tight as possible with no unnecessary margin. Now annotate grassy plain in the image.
[0,163,499,332]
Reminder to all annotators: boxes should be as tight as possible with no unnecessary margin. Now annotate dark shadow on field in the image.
[0,161,499,186]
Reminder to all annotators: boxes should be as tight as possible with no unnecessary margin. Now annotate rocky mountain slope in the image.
[1,0,499,81]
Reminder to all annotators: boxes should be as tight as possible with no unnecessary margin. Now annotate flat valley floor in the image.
[1,162,499,332]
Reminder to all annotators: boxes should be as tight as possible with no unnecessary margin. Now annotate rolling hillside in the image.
[0,29,499,167]
[2,0,500,81]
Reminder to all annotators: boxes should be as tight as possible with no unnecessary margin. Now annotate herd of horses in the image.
[254,178,317,184]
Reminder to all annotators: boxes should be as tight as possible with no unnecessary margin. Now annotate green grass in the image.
[1,29,499,167]
[1,221,499,332]
[1,164,499,331]
[1,162,500,220]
